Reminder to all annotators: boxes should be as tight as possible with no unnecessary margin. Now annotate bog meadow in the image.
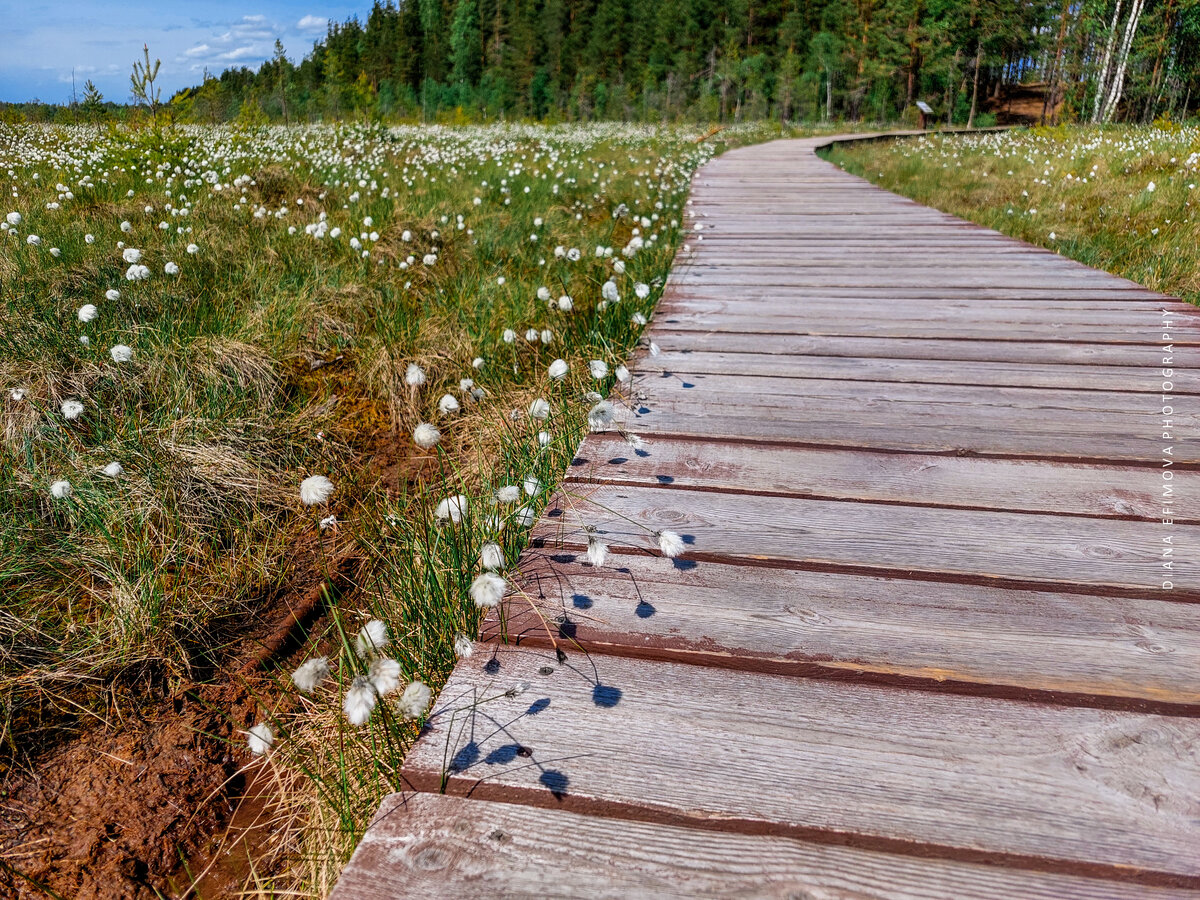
[3,0,1200,896]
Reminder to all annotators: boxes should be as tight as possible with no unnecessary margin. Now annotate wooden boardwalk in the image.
[331,137,1200,897]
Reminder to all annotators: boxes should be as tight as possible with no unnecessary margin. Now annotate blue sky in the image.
[0,1,363,104]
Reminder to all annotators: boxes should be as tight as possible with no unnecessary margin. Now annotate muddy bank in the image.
[1,680,258,899]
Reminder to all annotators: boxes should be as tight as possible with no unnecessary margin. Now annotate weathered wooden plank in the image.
[647,329,1199,365]
[661,286,1174,302]
[652,311,1200,344]
[676,263,1149,283]
[533,485,1192,593]
[622,406,1189,463]
[567,435,1191,521]
[642,350,1199,393]
[625,370,1185,415]
[493,553,1200,708]
[331,793,1195,900]
[660,298,1188,327]
[403,648,1200,883]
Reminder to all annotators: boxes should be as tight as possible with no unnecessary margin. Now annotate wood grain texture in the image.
[619,401,1195,463]
[648,329,1200,365]
[402,647,1200,883]
[331,793,1197,900]
[642,350,1200,392]
[490,553,1200,708]
[532,484,1194,593]
[567,435,1193,520]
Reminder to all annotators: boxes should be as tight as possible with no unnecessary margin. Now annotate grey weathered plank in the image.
[494,553,1200,708]
[567,435,1191,520]
[331,793,1196,900]
[626,369,1180,414]
[647,330,1200,365]
[533,484,1193,593]
[403,647,1200,882]
[643,350,1199,392]
[622,404,1189,462]
[653,312,1199,343]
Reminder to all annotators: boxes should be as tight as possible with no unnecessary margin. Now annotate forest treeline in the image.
[10,0,1200,125]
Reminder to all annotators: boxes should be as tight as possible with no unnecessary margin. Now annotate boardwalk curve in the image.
[331,136,1200,898]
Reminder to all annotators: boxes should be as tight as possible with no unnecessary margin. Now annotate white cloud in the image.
[217,45,260,61]
[297,14,326,31]
[242,14,266,23]
[185,44,211,57]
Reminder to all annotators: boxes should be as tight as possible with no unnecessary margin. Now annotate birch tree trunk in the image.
[1092,0,1123,121]
[1099,0,1145,122]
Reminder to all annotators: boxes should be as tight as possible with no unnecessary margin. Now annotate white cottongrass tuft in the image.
[101,461,123,478]
[109,344,134,363]
[369,658,403,696]
[657,530,685,558]
[105,288,120,301]
[405,363,426,387]
[587,535,609,567]
[435,494,468,523]
[523,474,542,496]
[50,480,72,499]
[319,514,338,531]
[528,398,550,420]
[356,618,390,657]
[343,675,378,726]
[513,505,537,528]
[299,475,334,506]
[547,359,569,380]
[469,572,507,608]
[437,393,460,415]
[453,634,474,658]
[649,342,661,357]
[292,656,330,693]
[495,485,520,504]
[635,283,651,299]
[186,243,199,254]
[480,542,505,571]
[615,365,631,383]
[164,261,179,275]
[61,399,84,420]
[588,400,614,431]
[11,388,27,401]
[396,681,432,719]
[247,723,274,756]
[413,422,440,449]
[588,360,609,379]
[77,304,98,323]
[121,247,142,263]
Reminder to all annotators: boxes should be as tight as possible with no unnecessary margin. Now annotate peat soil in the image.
[0,428,431,899]
[0,547,340,900]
